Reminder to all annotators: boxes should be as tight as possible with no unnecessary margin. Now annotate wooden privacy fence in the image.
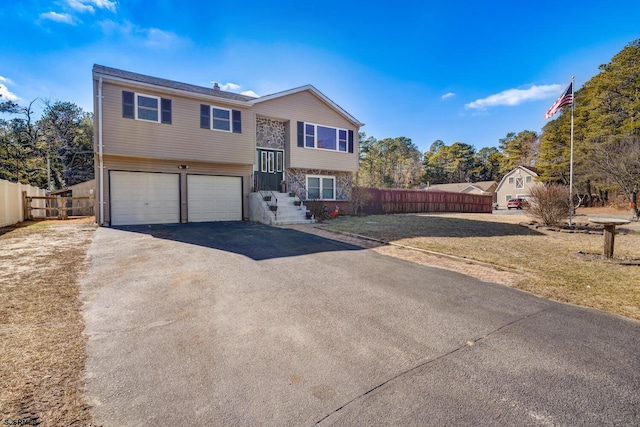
[23,194,94,220]
[360,188,492,214]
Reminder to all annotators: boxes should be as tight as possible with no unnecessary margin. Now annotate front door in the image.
[256,149,283,192]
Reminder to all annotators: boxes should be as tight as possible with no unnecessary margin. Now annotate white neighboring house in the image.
[495,166,541,208]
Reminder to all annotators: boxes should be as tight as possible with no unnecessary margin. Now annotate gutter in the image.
[98,77,105,225]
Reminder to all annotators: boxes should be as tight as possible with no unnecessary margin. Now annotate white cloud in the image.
[0,84,19,101]
[66,0,94,13]
[98,20,187,49]
[90,0,117,12]
[0,76,14,85]
[67,0,116,13]
[465,84,563,110]
[40,11,75,24]
[143,28,178,48]
[219,83,241,91]
[209,82,259,97]
[441,92,455,100]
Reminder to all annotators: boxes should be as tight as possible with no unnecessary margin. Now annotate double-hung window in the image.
[200,105,242,133]
[298,122,353,153]
[306,175,335,200]
[122,91,171,124]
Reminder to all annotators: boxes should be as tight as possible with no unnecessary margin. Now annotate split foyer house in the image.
[92,64,363,226]
[495,166,540,207]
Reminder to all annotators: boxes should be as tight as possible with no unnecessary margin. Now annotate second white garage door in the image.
[187,175,242,222]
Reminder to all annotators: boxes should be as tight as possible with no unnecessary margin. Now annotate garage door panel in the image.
[110,171,180,225]
[188,175,242,222]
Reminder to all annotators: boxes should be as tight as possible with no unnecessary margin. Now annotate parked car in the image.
[507,198,525,210]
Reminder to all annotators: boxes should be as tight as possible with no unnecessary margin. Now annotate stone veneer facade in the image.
[256,117,286,150]
[286,168,351,201]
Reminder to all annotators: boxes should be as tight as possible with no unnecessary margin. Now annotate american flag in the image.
[544,82,573,119]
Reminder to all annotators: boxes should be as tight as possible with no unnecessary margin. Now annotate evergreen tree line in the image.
[0,99,94,190]
[357,40,639,209]
[357,128,540,188]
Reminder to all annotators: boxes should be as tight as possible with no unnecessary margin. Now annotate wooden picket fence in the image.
[359,188,492,215]
[23,194,94,220]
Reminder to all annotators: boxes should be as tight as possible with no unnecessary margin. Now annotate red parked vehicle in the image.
[507,198,525,210]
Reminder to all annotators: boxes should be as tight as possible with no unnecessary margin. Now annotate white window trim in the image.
[135,93,161,123]
[303,122,349,153]
[306,174,336,200]
[211,106,232,133]
[260,152,268,173]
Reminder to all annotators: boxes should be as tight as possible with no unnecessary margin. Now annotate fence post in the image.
[59,197,67,220]
[22,191,29,221]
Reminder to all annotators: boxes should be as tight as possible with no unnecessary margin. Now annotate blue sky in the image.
[1,1,639,152]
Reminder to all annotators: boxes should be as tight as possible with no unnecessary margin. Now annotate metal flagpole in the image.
[568,76,575,227]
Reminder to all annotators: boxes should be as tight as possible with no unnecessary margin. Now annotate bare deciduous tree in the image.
[525,184,570,226]
[589,135,640,218]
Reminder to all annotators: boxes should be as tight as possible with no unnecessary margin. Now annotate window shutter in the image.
[232,110,242,133]
[297,121,304,147]
[161,98,172,124]
[200,104,210,129]
[348,130,354,153]
[122,91,134,119]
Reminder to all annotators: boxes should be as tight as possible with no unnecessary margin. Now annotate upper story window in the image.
[122,91,171,124]
[297,121,353,153]
[200,105,242,133]
[515,177,524,189]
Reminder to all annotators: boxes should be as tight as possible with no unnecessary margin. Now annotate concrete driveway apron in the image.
[81,222,640,426]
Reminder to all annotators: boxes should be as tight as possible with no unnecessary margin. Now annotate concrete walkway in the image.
[81,222,640,426]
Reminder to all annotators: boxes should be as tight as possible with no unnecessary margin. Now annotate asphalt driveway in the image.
[81,222,640,426]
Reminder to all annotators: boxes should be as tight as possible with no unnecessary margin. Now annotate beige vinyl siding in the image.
[252,91,359,172]
[100,154,252,224]
[100,81,254,165]
[496,168,540,206]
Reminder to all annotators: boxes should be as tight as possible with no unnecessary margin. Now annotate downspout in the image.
[98,77,105,225]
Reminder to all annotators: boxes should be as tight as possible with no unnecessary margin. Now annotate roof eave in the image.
[93,71,252,108]
[250,85,364,128]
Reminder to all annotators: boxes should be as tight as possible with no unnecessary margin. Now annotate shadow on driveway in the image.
[112,221,364,261]
[330,215,545,240]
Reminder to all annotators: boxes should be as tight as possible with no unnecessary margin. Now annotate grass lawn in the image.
[324,209,640,321]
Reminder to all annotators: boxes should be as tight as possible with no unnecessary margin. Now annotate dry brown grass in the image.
[0,218,97,426]
[326,208,640,320]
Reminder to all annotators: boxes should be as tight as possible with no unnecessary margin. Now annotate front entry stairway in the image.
[249,191,314,226]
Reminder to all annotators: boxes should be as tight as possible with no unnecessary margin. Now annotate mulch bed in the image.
[573,251,640,265]
[519,221,634,235]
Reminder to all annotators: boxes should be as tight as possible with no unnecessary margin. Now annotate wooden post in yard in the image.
[589,218,630,259]
[603,225,615,259]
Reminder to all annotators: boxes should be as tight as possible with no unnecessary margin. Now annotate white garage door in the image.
[110,171,180,225]
[187,175,242,222]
